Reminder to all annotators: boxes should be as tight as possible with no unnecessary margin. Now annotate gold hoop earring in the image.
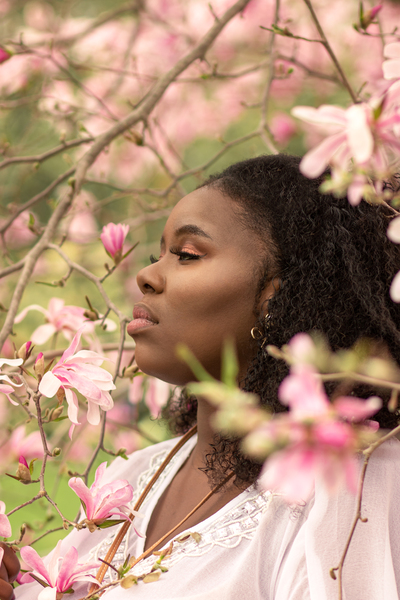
[250,313,271,344]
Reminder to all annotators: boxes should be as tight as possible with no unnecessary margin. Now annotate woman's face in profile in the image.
[128,186,271,386]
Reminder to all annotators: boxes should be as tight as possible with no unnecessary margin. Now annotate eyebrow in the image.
[160,224,212,248]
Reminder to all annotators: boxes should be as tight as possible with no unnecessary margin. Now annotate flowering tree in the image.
[1,0,400,598]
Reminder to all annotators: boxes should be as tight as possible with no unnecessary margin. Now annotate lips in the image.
[127,304,158,336]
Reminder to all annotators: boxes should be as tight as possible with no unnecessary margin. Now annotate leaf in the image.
[221,339,239,388]
[96,519,126,529]
[175,344,215,383]
[121,241,139,262]
[143,571,161,583]
[28,458,38,475]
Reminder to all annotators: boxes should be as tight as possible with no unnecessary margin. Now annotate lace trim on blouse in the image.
[89,447,272,582]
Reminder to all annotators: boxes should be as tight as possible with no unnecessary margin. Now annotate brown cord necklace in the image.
[85,425,234,597]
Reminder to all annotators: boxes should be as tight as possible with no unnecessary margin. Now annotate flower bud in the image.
[100,223,130,265]
[360,3,382,29]
[56,387,65,404]
[123,365,139,380]
[16,341,33,361]
[34,352,45,379]
[0,47,12,65]
[50,406,64,421]
[16,456,31,483]
[52,447,62,457]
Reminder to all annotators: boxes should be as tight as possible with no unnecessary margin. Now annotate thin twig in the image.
[0,139,93,171]
[302,0,357,103]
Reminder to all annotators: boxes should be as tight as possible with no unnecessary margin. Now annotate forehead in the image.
[163,186,257,251]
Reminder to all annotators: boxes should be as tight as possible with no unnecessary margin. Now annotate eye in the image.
[170,247,205,261]
[149,254,159,264]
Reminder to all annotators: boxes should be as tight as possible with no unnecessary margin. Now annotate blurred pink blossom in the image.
[15,297,116,345]
[0,426,42,468]
[0,211,37,249]
[68,461,134,525]
[257,364,381,502]
[270,113,296,146]
[129,375,173,417]
[100,222,130,264]
[20,540,99,598]
[38,326,115,429]
[0,501,11,538]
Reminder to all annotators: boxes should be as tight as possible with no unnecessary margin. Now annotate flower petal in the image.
[39,372,62,398]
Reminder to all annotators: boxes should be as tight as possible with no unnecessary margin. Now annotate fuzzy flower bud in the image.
[16,341,33,361]
[100,223,129,265]
[360,3,382,29]
[16,456,31,483]
[34,352,44,379]
[0,47,12,64]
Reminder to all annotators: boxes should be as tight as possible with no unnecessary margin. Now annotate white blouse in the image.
[15,435,400,600]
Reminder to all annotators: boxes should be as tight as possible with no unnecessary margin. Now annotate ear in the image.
[259,276,280,312]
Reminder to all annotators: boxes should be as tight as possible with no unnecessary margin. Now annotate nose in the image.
[136,262,165,294]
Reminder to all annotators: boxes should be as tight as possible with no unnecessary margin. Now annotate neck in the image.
[190,398,218,470]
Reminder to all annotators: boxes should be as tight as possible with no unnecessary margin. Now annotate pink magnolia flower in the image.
[15,297,116,345]
[100,222,129,263]
[292,87,400,204]
[20,540,99,600]
[68,461,134,525]
[0,426,42,468]
[129,375,173,417]
[270,113,296,146]
[258,367,381,502]
[0,501,11,538]
[38,326,115,430]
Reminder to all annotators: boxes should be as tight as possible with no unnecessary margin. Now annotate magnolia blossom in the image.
[257,367,381,502]
[292,85,400,204]
[0,426,42,468]
[129,375,173,417]
[68,461,134,526]
[38,326,115,430]
[15,297,116,345]
[0,501,11,538]
[100,222,129,263]
[20,541,99,600]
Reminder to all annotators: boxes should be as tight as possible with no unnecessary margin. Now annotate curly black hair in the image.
[162,154,400,488]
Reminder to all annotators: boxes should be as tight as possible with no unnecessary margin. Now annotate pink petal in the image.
[387,216,400,243]
[0,514,11,538]
[86,401,101,425]
[292,105,346,127]
[64,388,80,425]
[14,304,49,324]
[38,588,57,600]
[68,478,95,520]
[334,395,382,421]
[390,270,400,302]
[39,372,62,398]
[60,325,86,362]
[0,547,3,566]
[383,60,400,80]
[346,105,373,164]
[92,462,107,489]
[31,324,57,345]
[384,42,400,59]
[299,132,347,178]
[279,369,329,417]
[20,546,51,586]
[260,446,316,502]
[56,546,78,591]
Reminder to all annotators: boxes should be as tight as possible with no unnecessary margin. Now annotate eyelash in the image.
[149,248,203,264]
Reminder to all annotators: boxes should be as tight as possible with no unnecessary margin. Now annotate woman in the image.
[2,153,400,599]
